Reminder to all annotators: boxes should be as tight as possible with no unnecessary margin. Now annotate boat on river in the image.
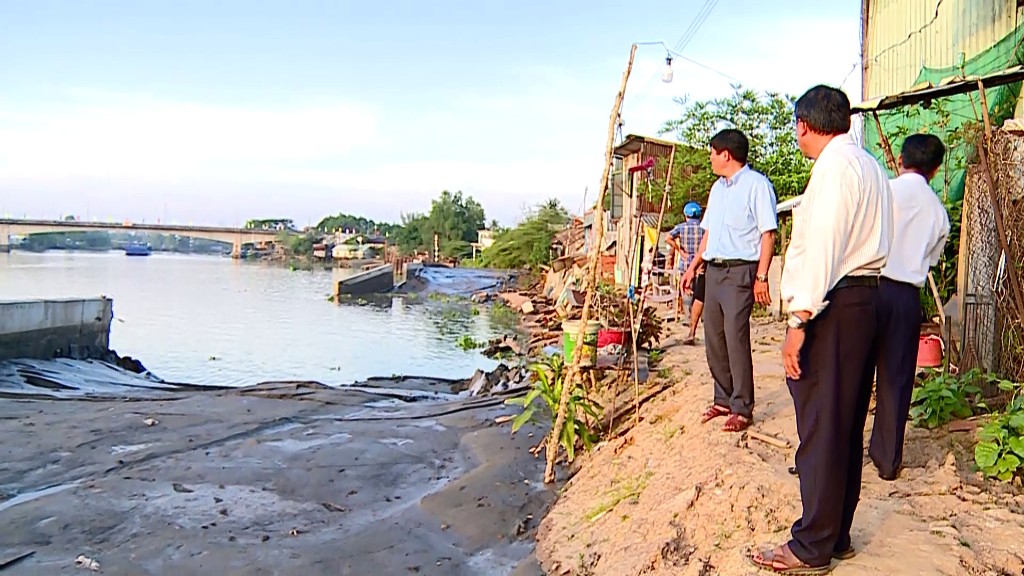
[124,243,152,257]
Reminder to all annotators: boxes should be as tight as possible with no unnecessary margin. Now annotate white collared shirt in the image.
[781,133,893,318]
[881,173,950,287]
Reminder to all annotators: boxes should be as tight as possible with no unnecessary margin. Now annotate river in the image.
[0,251,508,386]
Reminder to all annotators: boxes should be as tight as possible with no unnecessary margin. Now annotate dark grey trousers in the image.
[703,261,756,418]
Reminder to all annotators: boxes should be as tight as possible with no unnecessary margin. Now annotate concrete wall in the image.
[0,298,113,361]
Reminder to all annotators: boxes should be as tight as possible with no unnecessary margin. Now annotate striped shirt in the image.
[669,219,702,270]
[780,133,893,318]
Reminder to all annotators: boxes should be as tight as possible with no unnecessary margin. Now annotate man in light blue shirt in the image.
[682,128,777,432]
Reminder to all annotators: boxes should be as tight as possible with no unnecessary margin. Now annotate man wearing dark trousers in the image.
[682,129,777,433]
[870,134,949,481]
[749,85,893,573]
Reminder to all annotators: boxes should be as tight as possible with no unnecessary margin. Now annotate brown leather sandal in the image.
[745,544,833,574]
[700,404,730,423]
[722,413,751,432]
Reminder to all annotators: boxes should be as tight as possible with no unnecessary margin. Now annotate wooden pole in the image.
[977,80,993,140]
[544,43,637,484]
[871,111,899,173]
[860,0,871,103]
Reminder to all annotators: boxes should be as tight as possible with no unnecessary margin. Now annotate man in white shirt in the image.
[749,85,893,573]
[870,134,949,481]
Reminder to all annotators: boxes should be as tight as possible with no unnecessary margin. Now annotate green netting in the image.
[862,25,1024,203]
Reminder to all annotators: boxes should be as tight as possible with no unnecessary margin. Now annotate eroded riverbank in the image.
[0,377,553,575]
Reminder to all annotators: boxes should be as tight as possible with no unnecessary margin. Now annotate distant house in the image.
[476,229,495,250]
[861,0,1024,202]
[332,244,377,260]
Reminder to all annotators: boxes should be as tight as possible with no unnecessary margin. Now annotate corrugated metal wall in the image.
[864,0,1022,99]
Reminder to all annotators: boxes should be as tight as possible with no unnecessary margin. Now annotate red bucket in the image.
[916,335,943,368]
[597,328,626,348]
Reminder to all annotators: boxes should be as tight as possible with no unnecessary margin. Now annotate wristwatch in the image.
[756,274,768,283]
[787,314,807,330]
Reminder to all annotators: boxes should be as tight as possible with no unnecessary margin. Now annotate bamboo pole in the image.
[544,43,637,484]
[630,146,676,426]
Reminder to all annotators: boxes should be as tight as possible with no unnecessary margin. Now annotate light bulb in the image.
[661,56,674,83]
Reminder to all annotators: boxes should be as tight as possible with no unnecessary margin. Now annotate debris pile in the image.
[456,364,530,397]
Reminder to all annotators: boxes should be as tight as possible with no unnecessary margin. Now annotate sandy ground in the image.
[536,318,1024,576]
[0,380,554,575]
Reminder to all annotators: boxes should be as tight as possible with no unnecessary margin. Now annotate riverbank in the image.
[0,375,554,575]
[0,259,554,574]
[534,319,1024,575]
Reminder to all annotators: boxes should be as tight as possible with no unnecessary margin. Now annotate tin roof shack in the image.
[852,68,1024,378]
[861,0,1024,202]
[611,134,703,288]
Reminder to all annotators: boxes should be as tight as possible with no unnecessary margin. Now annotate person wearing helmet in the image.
[667,201,706,345]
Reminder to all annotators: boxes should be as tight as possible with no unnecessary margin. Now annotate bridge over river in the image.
[0,218,285,257]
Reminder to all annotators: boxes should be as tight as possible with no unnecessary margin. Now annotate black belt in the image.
[707,259,757,268]
[833,275,879,290]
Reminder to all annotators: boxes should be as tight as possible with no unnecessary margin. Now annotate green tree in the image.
[423,190,487,258]
[481,199,569,269]
[659,86,811,204]
[395,212,429,254]
[277,231,315,255]
[245,218,294,230]
[315,212,402,237]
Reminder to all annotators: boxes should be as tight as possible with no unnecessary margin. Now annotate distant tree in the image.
[315,212,402,237]
[245,218,294,230]
[277,231,315,255]
[395,212,429,255]
[425,191,486,258]
[659,86,811,205]
[480,199,569,269]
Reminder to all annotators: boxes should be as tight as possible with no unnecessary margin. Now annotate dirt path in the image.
[536,319,1024,576]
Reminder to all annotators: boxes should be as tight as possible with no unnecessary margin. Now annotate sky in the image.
[0,0,863,228]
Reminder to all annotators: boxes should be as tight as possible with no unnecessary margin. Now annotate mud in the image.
[0,378,554,575]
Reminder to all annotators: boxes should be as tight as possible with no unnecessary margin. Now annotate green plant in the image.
[974,380,1024,481]
[632,301,664,350]
[456,335,482,350]
[488,300,520,332]
[584,471,653,522]
[505,354,602,462]
[910,369,983,429]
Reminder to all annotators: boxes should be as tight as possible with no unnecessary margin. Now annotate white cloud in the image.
[0,92,380,180]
